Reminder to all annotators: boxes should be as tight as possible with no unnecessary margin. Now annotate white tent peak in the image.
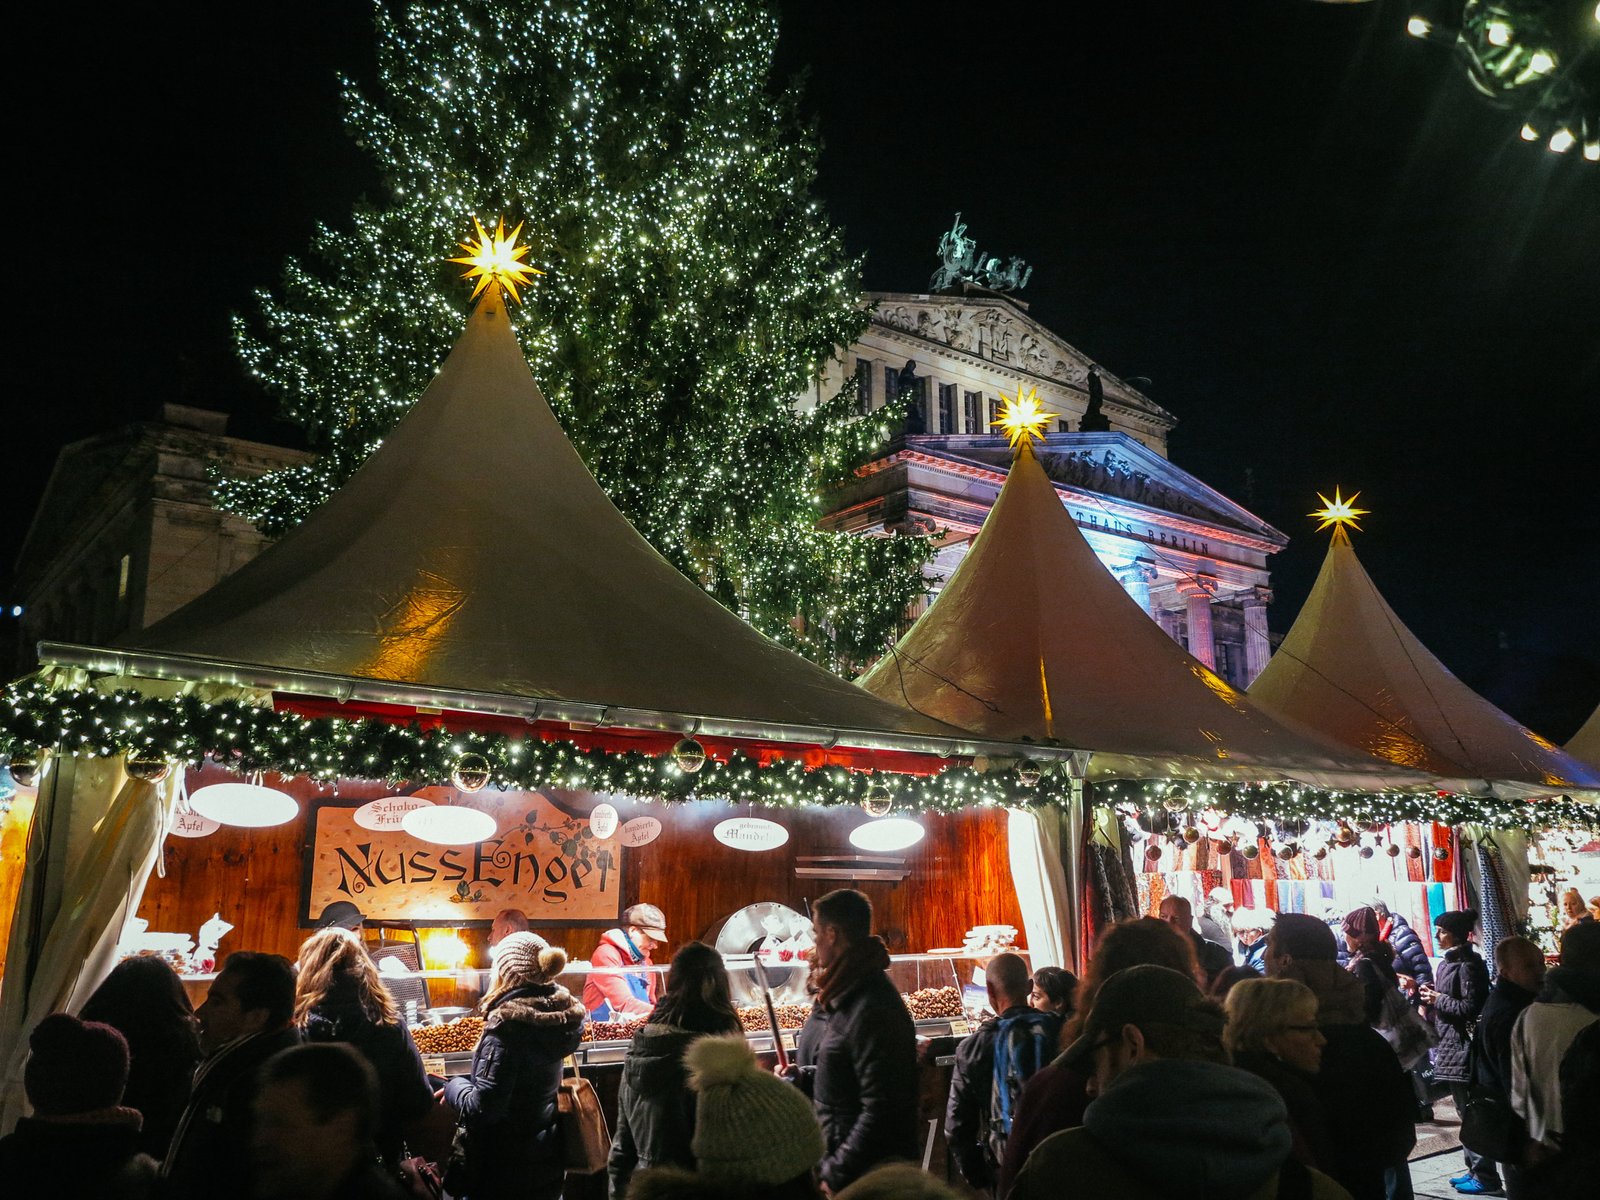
[1249,528,1600,797]
[1567,705,1600,772]
[126,282,958,740]
[857,441,1419,789]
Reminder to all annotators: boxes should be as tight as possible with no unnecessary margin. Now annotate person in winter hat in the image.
[1416,910,1494,1195]
[586,902,669,1019]
[0,1012,158,1198]
[444,932,585,1200]
[631,1034,825,1200]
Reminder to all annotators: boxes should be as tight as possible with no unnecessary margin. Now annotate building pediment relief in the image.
[868,292,1174,426]
[943,435,1284,544]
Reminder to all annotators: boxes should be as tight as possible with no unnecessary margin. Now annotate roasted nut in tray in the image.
[410,1016,485,1053]
[903,985,963,1019]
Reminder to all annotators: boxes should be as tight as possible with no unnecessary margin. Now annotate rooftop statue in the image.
[930,212,1033,293]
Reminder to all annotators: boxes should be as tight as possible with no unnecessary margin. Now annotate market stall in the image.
[0,245,1077,1134]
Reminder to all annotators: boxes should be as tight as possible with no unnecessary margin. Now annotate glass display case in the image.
[400,952,1029,1074]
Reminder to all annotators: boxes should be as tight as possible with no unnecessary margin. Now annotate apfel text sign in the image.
[304,789,621,924]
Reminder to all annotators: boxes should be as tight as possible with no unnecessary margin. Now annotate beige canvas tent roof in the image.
[1248,528,1600,799]
[856,439,1426,791]
[1563,705,1600,773]
[121,285,970,750]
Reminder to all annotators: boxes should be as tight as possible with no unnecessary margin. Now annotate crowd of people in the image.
[0,889,1595,1200]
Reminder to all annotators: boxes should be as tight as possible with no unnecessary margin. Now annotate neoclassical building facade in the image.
[810,288,1283,687]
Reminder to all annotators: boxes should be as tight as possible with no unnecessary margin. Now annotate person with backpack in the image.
[944,953,1062,1190]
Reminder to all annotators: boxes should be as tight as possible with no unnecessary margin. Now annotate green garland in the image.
[2,682,1595,828]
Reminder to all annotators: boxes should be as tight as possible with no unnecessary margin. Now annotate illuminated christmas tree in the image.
[222,0,930,670]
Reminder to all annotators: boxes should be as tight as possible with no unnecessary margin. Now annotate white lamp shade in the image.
[402,803,497,845]
[849,817,926,853]
[188,781,299,828]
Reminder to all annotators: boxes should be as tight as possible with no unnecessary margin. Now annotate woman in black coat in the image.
[1419,910,1495,1192]
[295,928,435,1169]
[609,942,742,1199]
[79,956,202,1160]
[445,932,586,1200]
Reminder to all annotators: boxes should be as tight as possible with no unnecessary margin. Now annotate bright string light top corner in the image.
[449,216,544,303]
[1310,487,1370,533]
[991,383,1056,450]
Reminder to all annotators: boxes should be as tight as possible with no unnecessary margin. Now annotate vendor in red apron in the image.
[583,903,667,1020]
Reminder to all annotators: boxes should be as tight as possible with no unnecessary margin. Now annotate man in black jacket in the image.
[1463,937,1543,1196]
[944,952,1061,1190]
[161,952,300,1200]
[790,889,918,1193]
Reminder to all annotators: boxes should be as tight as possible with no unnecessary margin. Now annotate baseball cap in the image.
[1060,964,1225,1074]
[624,903,668,942]
[314,901,365,931]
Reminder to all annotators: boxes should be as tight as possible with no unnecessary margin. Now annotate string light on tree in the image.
[215,0,933,675]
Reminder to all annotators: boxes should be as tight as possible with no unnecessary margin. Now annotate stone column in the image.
[1117,558,1159,617]
[1242,585,1273,684]
[1177,577,1219,669]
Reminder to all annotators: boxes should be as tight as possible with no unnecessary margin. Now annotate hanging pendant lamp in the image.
[188,772,298,828]
[402,801,497,846]
[848,816,926,853]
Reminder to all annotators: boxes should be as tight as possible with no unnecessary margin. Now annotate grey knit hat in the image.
[491,931,568,988]
[686,1035,824,1186]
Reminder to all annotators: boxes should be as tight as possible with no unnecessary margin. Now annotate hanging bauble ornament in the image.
[1359,846,1375,860]
[1016,759,1042,787]
[860,783,893,819]
[1366,822,1385,834]
[1162,794,1187,813]
[1336,826,1357,847]
[1183,826,1201,844]
[1386,843,1401,858]
[451,753,491,793]
[125,754,171,783]
[1313,846,1329,861]
[1145,844,1162,861]
[1242,843,1260,860]
[672,738,707,774]
[1406,844,1423,859]
[1432,846,1450,861]
[6,752,42,788]
[1284,842,1302,859]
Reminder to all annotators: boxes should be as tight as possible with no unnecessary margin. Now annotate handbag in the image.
[1459,1087,1525,1163]
[1375,984,1437,1071]
[558,1055,611,1175]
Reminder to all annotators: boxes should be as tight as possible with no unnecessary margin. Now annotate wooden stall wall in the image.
[139,766,1025,981]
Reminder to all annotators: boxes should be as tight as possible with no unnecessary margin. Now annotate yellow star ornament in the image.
[449,217,543,303]
[1310,488,1370,533]
[991,384,1056,450]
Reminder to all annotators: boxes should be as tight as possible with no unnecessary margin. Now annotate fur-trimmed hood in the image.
[485,983,586,1033]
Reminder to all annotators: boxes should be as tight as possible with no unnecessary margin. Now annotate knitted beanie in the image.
[686,1035,825,1186]
[492,931,568,989]
[25,1013,130,1116]
[1435,910,1478,941]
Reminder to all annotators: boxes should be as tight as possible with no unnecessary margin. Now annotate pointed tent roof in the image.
[1248,528,1600,798]
[125,286,964,747]
[856,441,1423,791]
[1568,706,1600,772]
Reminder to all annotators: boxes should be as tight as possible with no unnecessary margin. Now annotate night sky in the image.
[8,1,1598,735]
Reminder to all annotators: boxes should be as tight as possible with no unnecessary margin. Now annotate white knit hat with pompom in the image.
[491,931,568,988]
[685,1034,824,1186]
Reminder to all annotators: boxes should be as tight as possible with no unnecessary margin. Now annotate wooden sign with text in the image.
[303,788,621,924]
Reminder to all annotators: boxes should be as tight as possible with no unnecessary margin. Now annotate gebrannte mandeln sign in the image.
[304,787,621,923]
